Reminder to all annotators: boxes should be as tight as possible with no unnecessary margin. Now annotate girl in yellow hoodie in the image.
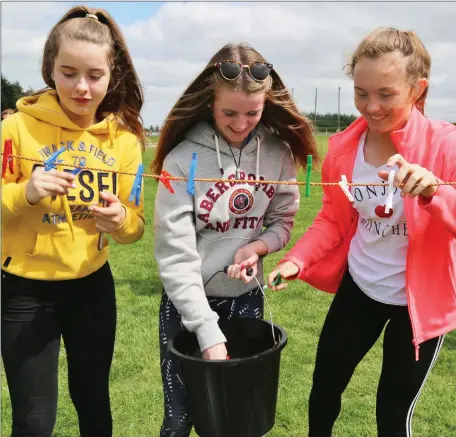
[1,6,145,437]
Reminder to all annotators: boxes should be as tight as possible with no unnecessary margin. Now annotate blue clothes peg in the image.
[44,146,66,171]
[71,167,83,175]
[186,152,198,195]
[129,164,144,206]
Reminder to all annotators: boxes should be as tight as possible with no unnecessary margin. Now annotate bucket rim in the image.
[169,320,288,365]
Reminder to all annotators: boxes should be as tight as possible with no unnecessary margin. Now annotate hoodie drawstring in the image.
[255,136,261,191]
[107,118,115,148]
[55,126,75,240]
[213,133,261,190]
[214,135,224,177]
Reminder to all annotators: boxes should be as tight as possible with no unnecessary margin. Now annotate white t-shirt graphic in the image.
[348,132,408,306]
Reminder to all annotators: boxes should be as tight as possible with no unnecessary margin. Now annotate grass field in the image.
[2,137,456,436]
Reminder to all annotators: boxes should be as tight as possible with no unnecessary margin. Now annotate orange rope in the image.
[2,152,456,187]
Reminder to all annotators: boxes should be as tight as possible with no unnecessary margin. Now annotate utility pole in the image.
[314,88,318,130]
[337,86,341,132]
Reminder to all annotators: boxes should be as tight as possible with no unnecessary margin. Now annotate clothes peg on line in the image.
[42,146,75,239]
[44,146,66,171]
[129,164,144,206]
[385,170,395,214]
[305,155,313,197]
[71,167,83,175]
[186,152,198,195]
[2,139,14,178]
[158,170,175,194]
[339,175,354,203]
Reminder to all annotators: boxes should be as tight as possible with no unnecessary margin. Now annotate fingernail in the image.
[71,183,76,188]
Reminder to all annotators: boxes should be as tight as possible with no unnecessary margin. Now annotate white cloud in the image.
[2,1,456,125]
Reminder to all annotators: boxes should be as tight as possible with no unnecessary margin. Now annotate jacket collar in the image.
[330,105,427,157]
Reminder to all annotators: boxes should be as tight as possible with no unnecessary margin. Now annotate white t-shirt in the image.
[348,132,408,306]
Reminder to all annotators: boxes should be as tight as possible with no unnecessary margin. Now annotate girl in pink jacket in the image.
[269,28,456,437]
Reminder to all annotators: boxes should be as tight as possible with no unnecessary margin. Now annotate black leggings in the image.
[1,263,116,437]
[309,272,444,437]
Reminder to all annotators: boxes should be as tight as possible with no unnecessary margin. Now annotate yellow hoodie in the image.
[1,91,145,280]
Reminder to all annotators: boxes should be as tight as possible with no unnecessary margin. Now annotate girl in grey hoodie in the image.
[152,42,319,437]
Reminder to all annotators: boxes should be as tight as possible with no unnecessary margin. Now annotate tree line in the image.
[2,75,455,127]
[1,75,34,112]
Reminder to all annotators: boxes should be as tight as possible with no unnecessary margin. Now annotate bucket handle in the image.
[204,266,281,346]
[224,266,279,346]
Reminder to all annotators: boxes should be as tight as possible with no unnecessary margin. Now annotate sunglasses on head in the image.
[214,60,273,82]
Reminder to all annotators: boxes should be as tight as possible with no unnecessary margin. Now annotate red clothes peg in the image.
[158,170,175,194]
[2,139,14,178]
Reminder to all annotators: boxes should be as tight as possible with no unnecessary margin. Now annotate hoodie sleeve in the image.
[417,132,456,238]
[256,146,299,253]
[154,153,226,352]
[280,152,347,278]
[110,138,145,244]
[1,115,35,224]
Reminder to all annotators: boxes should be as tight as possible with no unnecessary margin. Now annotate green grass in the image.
[2,136,456,436]
[146,135,159,146]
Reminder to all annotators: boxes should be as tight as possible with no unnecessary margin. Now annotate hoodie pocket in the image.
[28,229,94,263]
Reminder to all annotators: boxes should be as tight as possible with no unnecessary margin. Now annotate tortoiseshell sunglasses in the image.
[214,60,273,82]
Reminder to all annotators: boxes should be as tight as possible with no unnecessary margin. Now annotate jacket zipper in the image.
[403,197,420,361]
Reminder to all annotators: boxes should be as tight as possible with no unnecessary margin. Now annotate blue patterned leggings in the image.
[159,288,264,437]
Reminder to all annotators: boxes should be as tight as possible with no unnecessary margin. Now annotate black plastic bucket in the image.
[169,317,288,437]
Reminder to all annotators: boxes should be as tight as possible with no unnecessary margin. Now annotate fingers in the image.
[272,282,288,292]
[267,270,279,288]
[378,170,389,181]
[35,167,76,186]
[408,174,436,198]
[386,154,406,168]
[393,164,436,198]
[401,167,425,194]
[39,181,72,196]
[90,204,119,216]
[90,192,123,216]
[240,264,257,283]
[241,253,259,268]
[227,263,257,283]
[99,191,121,203]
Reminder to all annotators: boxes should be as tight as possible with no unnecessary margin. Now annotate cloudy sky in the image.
[2,1,455,127]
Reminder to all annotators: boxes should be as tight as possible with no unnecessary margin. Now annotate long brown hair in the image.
[38,5,145,145]
[152,43,319,173]
[345,27,431,115]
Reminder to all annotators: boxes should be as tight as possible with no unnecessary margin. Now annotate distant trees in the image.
[305,112,358,131]
[1,75,33,111]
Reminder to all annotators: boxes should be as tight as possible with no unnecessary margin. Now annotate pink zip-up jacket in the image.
[283,107,456,358]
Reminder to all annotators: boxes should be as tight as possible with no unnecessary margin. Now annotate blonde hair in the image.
[345,27,431,114]
[153,43,319,173]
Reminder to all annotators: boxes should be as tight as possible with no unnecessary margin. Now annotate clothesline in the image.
[2,152,455,187]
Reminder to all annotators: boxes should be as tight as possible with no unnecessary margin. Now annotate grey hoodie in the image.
[154,121,299,351]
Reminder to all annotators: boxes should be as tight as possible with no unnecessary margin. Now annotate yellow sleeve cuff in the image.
[2,181,34,217]
[110,205,144,244]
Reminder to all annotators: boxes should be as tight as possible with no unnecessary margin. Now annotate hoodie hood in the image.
[185,121,269,182]
[17,90,116,145]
